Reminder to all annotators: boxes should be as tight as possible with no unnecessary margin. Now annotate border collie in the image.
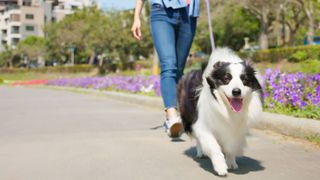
[177,48,263,176]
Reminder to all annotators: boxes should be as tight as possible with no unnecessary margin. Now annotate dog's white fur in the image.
[192,48,262,176]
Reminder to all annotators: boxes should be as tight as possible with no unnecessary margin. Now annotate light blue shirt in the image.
[149,0,200,17]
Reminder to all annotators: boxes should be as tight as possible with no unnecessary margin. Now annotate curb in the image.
[31,85,320,140]
[254,113,320,138]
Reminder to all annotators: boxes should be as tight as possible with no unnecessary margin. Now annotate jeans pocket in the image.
[151,3,163,11]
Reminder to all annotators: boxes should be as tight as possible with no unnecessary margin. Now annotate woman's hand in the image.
[131,18,142,40]
[132,0,145,40]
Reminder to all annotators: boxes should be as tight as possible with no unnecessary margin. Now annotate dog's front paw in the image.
[196,148,204,159]
[213,161,228,176]
[196,152,205,159]
[226,156,238,170]
[227,161,238,170]
[213,158,228,176]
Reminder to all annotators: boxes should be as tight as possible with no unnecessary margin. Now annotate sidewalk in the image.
[38,85,320,141]
[1,86,320,180]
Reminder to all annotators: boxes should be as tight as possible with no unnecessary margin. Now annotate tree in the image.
[281,0,306,45]
[297,0,320,44]
[194,1,259,52]
[241,0,284,49]
[0,45,15,68]
[44,6,106,65]
[44,7,153,68]
[17,36,46,61]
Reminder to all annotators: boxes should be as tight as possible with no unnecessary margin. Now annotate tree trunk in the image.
[8,58,13,68]
[88,51,96,65]
[259,12,269,49]
[288,30,296,46]
[304,0,314,44]
[98,54,104,67]
[307,17,314,44]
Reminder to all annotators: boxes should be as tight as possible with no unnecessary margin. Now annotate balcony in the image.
[11,37,20,46]
[11,26,20,34]
[10,13,20,22]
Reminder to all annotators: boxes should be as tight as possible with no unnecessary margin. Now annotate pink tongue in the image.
[230,99,243,112]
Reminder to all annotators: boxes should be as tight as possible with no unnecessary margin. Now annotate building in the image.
[0,0,44,51]
[43,0,94,22]
[0,0,94,51]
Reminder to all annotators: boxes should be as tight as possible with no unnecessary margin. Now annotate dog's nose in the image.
[232,88,241,97]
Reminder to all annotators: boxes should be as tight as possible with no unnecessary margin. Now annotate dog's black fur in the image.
[177,62,207,134]
[177,69,202,134]
[177,61,263,134]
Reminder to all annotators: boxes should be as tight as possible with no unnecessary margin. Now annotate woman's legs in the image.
[151,20,178,116]
[151,6,197,120]
[175,16,197,81]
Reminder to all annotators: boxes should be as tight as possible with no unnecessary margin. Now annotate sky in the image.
[95,0,136,10]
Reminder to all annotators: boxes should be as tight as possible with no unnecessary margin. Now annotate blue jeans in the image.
[150,3,197,109]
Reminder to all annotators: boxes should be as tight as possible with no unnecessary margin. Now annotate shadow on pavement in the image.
[150,125,163,130]
[184,147,265,175]
[171,138,185,142]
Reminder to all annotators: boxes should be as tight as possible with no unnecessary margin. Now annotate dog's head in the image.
[206,61,262,113]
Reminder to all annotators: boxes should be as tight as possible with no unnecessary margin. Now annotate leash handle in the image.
[205,0,215,51]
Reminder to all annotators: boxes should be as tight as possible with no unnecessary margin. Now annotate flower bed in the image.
[11,79,48,86]
[263,69,319,119]
[46,75,161,96]
[46,71,320,120]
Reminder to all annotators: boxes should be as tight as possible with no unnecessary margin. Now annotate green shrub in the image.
[240,45,320,62]
[135,60,153,69]
[288,51,308,62]
[0,78,3,84]
[0,65,95,74]
[299,59,320,74]
[309,46,320,59]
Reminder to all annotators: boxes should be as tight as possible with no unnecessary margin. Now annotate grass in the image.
[0,72,97,81]
[305,134,320,147]
[254,60,320,74]
[186,57,320,74]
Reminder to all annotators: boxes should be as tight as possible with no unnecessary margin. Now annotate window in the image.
[11,26,20,34]
[12,38,20,45]
[10,14,20,22]
[71,6,78,10]
[2,29,7,35]
[25,25,34,31]
[23,0,32,6]
[25,14,34,19]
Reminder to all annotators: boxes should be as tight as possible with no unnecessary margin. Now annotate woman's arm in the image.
[131,0,145,40]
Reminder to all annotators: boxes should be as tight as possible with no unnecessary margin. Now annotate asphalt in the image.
[1,86,320,180]
[39,85,320,140]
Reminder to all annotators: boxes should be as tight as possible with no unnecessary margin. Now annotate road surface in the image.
[0,86,319,180]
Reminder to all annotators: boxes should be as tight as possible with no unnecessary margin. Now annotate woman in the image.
[131,0,200,138]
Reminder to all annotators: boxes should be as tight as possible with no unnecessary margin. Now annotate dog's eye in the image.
[223,73,232,83]
[241,74,250,85]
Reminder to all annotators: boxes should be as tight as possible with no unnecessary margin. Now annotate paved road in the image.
[1,86,320,180]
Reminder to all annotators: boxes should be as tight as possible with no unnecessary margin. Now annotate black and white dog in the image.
[177,48,263,176]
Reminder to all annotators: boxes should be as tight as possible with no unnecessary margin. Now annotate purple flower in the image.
[46,69,320,115]
[46,75,162,96]
[263,69,319,110]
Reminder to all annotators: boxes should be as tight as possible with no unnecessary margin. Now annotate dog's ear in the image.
[243,60,262,91]
[201,60,209,72]
[206,76,216,89]
[252,74,262,91]
[243,58,255,68]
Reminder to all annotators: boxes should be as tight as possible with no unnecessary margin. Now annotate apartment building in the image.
[0,0,94,51]
[42,0,94,22]
[0,0,44,51]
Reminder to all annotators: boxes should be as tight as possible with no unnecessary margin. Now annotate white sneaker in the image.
[163,116,183,138]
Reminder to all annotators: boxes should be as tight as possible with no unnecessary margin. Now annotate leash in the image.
[205,0,215,51]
